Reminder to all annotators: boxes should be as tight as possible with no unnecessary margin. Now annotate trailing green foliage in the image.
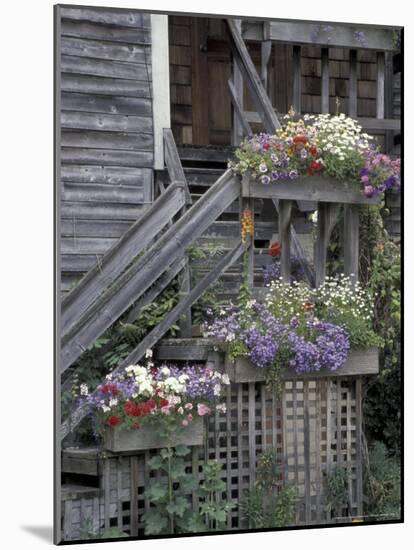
[365,441,401,520]
[359,204,401,455]
[240,449,296,528]
[79,518,128,540]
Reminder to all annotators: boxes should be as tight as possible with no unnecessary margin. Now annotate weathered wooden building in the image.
[56,6,402,542]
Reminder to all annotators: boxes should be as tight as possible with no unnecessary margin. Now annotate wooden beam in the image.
[61,170,240,371]
[262,21,398,51]
[61,181,186,334]
[227,19,281,133]
[61,241,245,439]
[232,19,244,146]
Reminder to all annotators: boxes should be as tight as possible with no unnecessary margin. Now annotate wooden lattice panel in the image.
[61,378,364,540]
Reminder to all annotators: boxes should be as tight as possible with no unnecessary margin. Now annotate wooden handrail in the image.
[163,128,192,205]
[61,240,245,439]
[61,181,187,334]
[61,170,239,372]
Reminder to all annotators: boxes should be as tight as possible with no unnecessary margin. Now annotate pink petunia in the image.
[197,403,211,417]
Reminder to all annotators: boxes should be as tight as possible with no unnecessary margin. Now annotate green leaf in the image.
[147,455,164,470]
[174,444,191,457]
[166,496,190,518]
[142,509,168,535]
[146,480,167,502]
[169,458,187,480]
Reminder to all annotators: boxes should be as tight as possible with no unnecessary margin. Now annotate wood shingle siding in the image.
[58,7,155,287]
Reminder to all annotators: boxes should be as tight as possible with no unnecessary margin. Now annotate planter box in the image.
[103,417,205,453]
[224,348,379,383]
[241,174,381,205]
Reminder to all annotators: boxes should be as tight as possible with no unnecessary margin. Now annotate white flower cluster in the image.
[311,113,371,161]
[265,279,312,319]
[317,275,373,321]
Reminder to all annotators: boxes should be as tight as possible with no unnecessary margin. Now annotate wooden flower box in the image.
[241,174,381,205]
[103,417,205,453]
[224,348,379,383]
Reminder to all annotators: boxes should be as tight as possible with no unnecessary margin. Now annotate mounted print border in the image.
[54,4,403,544]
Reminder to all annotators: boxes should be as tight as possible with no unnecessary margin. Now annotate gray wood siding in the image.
[58,7,155,286]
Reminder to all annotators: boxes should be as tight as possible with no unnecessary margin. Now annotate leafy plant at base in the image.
[187,460,235,532]
[324,466,349,517]
[79,518,128,540]
[240,449,296,528]
[142,443,197,535]
[143,447,233,535]
[365,441,401,520]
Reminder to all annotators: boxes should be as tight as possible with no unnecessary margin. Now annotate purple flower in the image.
[271,171,279,181]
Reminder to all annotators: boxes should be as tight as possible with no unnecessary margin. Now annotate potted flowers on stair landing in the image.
[81,351,230,452]
[229,110,400,204]
[204,275,381,391]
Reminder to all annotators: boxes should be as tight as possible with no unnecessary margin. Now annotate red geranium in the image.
[293,136,307,146]
[101,383,119,396]
[124,401,142,417]
[107,415,121,427]
[269,242,282,257]
[262,143,270,150]
[307,160,322,176]
[160,398,169,408]
[309,146,318,157]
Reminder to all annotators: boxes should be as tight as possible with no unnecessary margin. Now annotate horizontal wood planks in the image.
[58,6,155,282]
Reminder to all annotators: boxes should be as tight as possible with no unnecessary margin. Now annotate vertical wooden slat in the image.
[315,203,340,287]
[117,456,123,527]
[104,458,110,530]
[261,383,267,450]
[315,380,322,522]
[191,18,209,144]
[303,381,311,523]
[343,205,359,283]
[226,384,232,528]
[272,389,277,449]
[237,384,244,510]
[321,47,330,114]
[325,380,332,517]
[248,382,256,490]
[279,200,292,282]
[261,41,272,92]
[346,380,353,515]
[336,381,343,518]
[376,51,385,120]
[355,378,363,516]
[192,447,199,513]
[130,456,138,536]
[63,500,73,541]
[92,496,100,533]
[384,51,394,152]
[349,49,358,118]
[292,382,299,490]
[292,45,302,112]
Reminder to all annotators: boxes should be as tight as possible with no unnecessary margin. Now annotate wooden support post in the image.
[343,204,359,283]
[321,47,330,114]
[261,40,272,91]
[178,252,192,338]
[241,196,255,288]
[376,51,385,120]
[314,202,340,287]
[384,51,394,153]
[228,79,252,137]
[292,45,302,112]
[349,50,358,118]
[279,200,292,282]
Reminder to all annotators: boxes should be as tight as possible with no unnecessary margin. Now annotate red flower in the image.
[269,242,282,257]
[101,383,119,396]
[262,143,270,150]
[293,136,307,146]
[107,415,121,427]
[124,401,142,417]
[307,160,322,176]
[141,399,156,415]
[160,398,169,408]
[309,146,318,156]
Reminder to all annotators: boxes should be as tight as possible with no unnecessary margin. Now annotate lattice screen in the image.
[62,377,364,540]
